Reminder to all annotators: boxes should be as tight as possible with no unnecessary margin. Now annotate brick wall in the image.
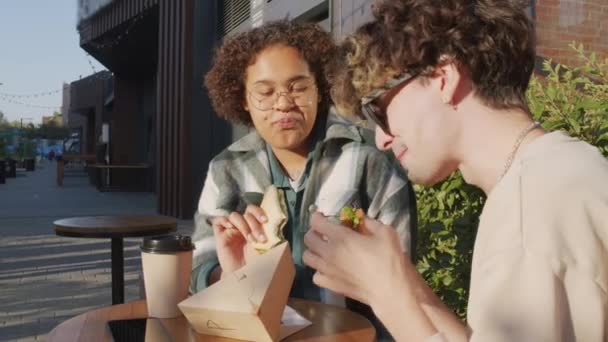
[332,0,607,67]
[535,0,608,66]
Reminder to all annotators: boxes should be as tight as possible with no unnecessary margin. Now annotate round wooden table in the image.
[53,215,178,304]
[47,298,376,341]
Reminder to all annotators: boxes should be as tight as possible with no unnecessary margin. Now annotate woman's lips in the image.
[273,117,300,129]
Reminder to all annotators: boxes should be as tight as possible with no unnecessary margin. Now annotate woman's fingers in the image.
[244,205,267,242]
[228,212,254,241]
[212,209,268,244]
[211,216,233,231]
[245,205,268,223]
[212,216,241,247]
[244,212,266,243]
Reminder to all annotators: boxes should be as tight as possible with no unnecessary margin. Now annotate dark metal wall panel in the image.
[191,0,231,219]
[79,0,160,44]
[157,0,194,218]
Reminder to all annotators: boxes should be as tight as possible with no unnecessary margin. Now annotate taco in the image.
[340,206,366,232]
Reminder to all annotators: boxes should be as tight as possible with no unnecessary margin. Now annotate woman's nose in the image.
[375,125,394,151]
[273,93,295,111]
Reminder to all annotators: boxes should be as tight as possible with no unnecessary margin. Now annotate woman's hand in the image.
[303,212,410,306]
[212,205,268,275]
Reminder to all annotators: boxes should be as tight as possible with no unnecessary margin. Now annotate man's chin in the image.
[406,169,441,187]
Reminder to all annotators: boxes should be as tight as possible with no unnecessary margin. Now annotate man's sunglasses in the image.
[360,72,417,134]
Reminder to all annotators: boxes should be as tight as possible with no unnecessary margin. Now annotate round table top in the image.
[53,215,178,238]
[47,299,376,342]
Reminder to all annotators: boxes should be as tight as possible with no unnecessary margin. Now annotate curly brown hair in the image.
[330,0,536,117]
[204,21,337,126]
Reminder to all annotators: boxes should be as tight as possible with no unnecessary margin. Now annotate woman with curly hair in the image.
[303,0,608,341]
[191,21,415,338]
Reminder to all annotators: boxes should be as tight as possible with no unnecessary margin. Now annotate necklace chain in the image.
[498,121,541,182]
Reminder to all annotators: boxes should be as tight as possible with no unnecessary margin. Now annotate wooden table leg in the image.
[57,159,64,186]
[111,237,124,305]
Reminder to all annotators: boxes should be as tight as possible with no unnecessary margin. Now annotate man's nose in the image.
[375,125,394,151]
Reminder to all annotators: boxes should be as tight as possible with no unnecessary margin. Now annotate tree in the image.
[0,110,10,130]
[38,121,70,140]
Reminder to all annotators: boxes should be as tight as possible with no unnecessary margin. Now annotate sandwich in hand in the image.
[251,185,288,253]
[340,206,366,233]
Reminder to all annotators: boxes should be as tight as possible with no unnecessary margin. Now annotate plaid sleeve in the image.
[363,149,413,256]
[191,161,230,285]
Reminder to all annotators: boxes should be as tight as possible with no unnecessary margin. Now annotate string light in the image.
[0,88,64,99]
[0,95,61,110]
[1,1,155,109]
[0,53,111,106]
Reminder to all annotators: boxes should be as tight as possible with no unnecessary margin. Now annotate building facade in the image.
[75,0,607,219]
[61,82,71,126]
[67,71,113,157]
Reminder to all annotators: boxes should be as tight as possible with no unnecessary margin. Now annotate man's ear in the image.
[437,60,463,106]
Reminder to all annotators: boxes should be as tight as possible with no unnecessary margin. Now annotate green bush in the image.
[415,43,608,320]
[528,43,608,155]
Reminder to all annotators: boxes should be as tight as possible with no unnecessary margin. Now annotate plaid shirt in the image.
[191,112,413,288]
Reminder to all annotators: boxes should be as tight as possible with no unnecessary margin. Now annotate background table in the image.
[56,154,97,186]
[47,298,376,341]
[54,215,178,304]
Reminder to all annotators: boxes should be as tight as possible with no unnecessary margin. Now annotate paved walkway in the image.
[0,160,193,341]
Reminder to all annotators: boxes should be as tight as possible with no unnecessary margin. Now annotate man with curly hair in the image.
[190,21,415,338]
[303,0,608,341]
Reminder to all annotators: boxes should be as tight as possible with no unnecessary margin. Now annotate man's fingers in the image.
[362,217,384,233]
[310,212,347,240]
[243,212,266,242]
[303,229,330,257]
[302,250,329,274]
[312,272,354,299]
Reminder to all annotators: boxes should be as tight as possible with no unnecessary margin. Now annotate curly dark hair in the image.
[204,21,337,126]
[330,0,536,116]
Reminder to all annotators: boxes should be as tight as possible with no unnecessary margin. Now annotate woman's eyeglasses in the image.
[248,79,317,111]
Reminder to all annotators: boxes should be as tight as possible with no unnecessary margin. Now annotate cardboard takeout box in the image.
[178,242,296,341]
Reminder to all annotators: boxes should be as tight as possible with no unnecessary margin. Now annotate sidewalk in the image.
[0,160,193,341]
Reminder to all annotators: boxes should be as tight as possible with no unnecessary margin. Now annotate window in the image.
[219,0,251,37]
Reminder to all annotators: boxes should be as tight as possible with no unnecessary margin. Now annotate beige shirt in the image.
[464,131,608,341]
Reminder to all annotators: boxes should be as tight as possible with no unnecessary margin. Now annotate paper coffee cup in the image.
[141,234,194,318]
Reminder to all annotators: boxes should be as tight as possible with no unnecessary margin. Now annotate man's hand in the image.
[304,212,451,341]
[212,205,268,276]
[303,212,409,306]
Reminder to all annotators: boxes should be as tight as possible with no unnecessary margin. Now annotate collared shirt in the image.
[191,111,414,300]
[265,133,321,300]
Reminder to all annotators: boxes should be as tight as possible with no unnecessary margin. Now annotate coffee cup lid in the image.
[141,234,195,254]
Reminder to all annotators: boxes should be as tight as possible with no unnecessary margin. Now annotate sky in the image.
[0,0,105,125]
